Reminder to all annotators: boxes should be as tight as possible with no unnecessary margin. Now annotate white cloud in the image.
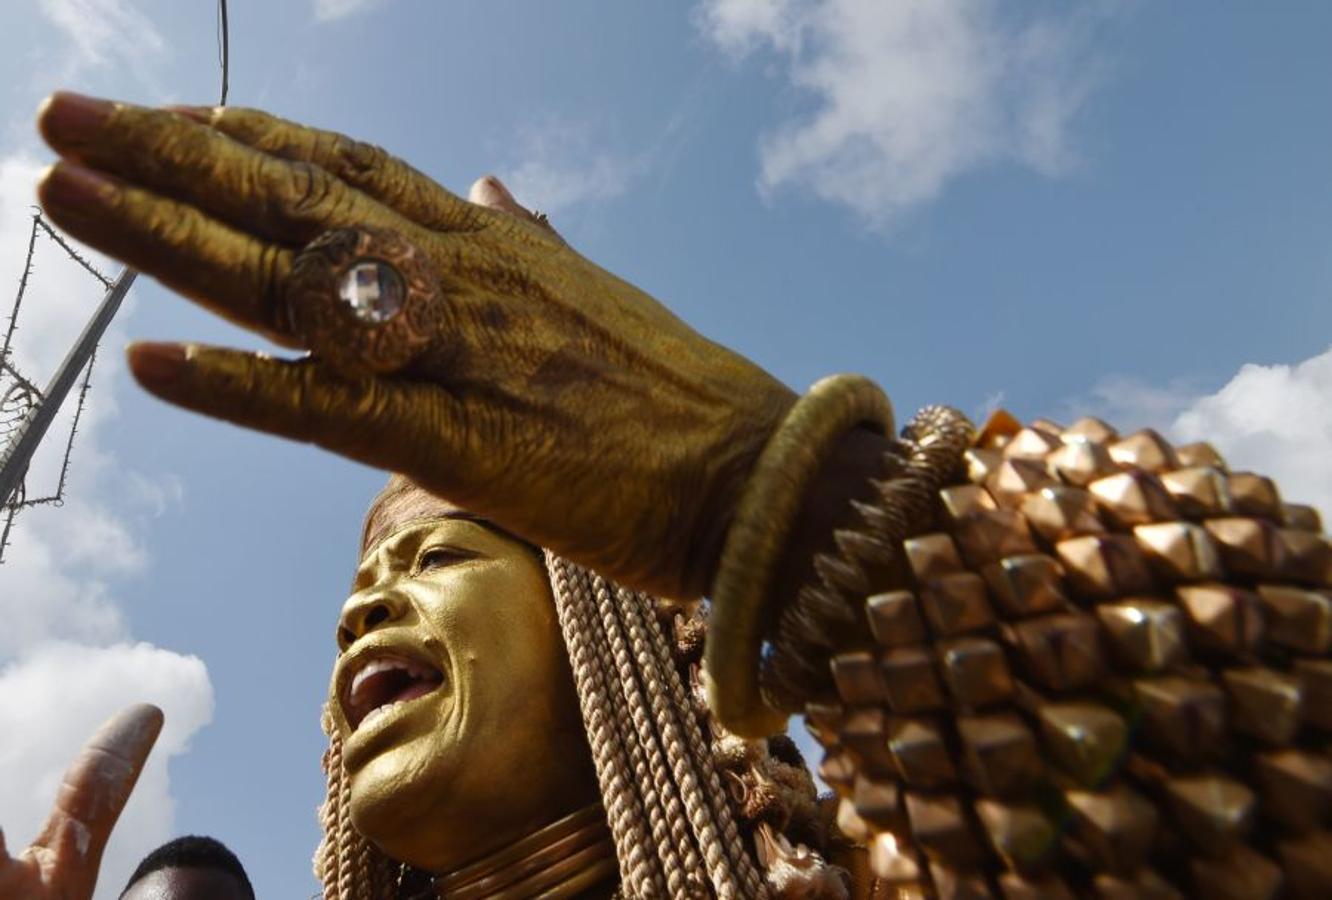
[0,642,214,900]
[695,0,1120,226]
[314,0,386,23]
[498,118,650,218]
[37,0,167,88]
[1069,347,1332,520]
[1172,350,1332,519]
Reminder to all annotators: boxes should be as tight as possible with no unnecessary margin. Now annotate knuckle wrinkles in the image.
[280,160,338,218]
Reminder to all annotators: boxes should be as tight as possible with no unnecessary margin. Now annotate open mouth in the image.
[343,653,446,732]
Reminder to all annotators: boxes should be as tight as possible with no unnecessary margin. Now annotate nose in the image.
[337,589,408,650]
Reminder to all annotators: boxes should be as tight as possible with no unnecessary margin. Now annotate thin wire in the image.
[217,0,230,106]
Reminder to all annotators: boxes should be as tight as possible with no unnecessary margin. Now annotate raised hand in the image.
[36,93,796,599]
[0,704,163,900]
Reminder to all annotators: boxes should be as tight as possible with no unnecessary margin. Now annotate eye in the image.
[415,545,473,573]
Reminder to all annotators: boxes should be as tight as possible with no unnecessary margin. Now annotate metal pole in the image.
[0,266,136,506]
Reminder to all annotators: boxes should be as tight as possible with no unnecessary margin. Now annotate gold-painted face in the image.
[329,514,598,871]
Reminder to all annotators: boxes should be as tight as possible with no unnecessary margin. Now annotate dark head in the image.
[120,835,254,900]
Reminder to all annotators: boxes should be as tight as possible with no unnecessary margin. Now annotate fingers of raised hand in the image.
[171,105,482,234]
[39,164,300,346]
[126,342,463,477]
[38,93,430,249]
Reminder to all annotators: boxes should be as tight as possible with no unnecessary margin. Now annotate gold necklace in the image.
[422,804,617,899]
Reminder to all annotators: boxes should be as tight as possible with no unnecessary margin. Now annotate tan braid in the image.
[591,575,691,893]
[547,554,663,896]
[614,587,709,893]
[620,586,767,899]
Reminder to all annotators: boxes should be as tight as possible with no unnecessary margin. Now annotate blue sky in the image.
[0,2,1329,897]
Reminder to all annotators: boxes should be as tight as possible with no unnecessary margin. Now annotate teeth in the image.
[359,701,401,731]
[349,657,435,703]
[346,655,442,731]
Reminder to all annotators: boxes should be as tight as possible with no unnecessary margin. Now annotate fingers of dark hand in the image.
[172,105,481,234]
[38,163,301,346]
[126,343,462,479]
[39,93,427,249]
[33,704,163,896]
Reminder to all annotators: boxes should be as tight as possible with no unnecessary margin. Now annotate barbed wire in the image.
[0,212,105,563]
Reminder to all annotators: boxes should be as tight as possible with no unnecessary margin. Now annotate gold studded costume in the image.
[741,405,1332,899]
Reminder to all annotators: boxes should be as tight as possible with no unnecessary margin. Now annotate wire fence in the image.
[0,211,112,562]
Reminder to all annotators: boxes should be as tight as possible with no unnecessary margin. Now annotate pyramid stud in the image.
[1134,676,1227,761]
[1295,659,1332,730]
[1004,427,1062,460]
[802,701,844,747]
[1205,517,1285,580]
[937,638,1014,708]
[982,554,1069,618]
[964,447,1005,485]
[997,872,1074,900]
[1278,529,1332,587]
[1021,485,1107,543]
[818,748,858,793]
[1063,416,1119,444]
[1037,701,1128,787]
[1257,585,1332,655]
[1096,599,1187,673]
[1255,749,1332,832]
[974,799,1058,871]
[1089,470,1180,528]
[1049,438,1118,487]
[881,647,947,714]
[953,507,1039,568]
[1160,466,1232,519]
[939,484,999,522]
[905,793,984,866]
[957,713,1041,797]
[837,706,895,777]
[1091,870,1183,900]
[1064,783,1158,874]
[905,533,966,580]
[929,862,994,900]
[832,650,890,705]
[1108,429,1179,473]
[1134,521,1223,583]
[888,717,957,788]
[1175,583,1264,657]
[1056,535,1155,601]
[868,829,922,884]
[1227,472,1283,521]
[1277,830,1332,899]
[1164,773,1255,852]
[1007,613,1105,692]
[987,457,1057,508]
[1223,667,1303,746]
[1175,441,1227,471]
[1189,842,1282,900]
[1283,503,1322,533]
[867,590,927,648]
[919,572,995,637]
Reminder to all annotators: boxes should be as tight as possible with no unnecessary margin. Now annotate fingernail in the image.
[127,342,187,388]
[468,174,515,206]
[39,163,119,209]
[39,91,113,143]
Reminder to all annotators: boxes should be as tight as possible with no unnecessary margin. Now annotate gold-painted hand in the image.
[36,93,797,599]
